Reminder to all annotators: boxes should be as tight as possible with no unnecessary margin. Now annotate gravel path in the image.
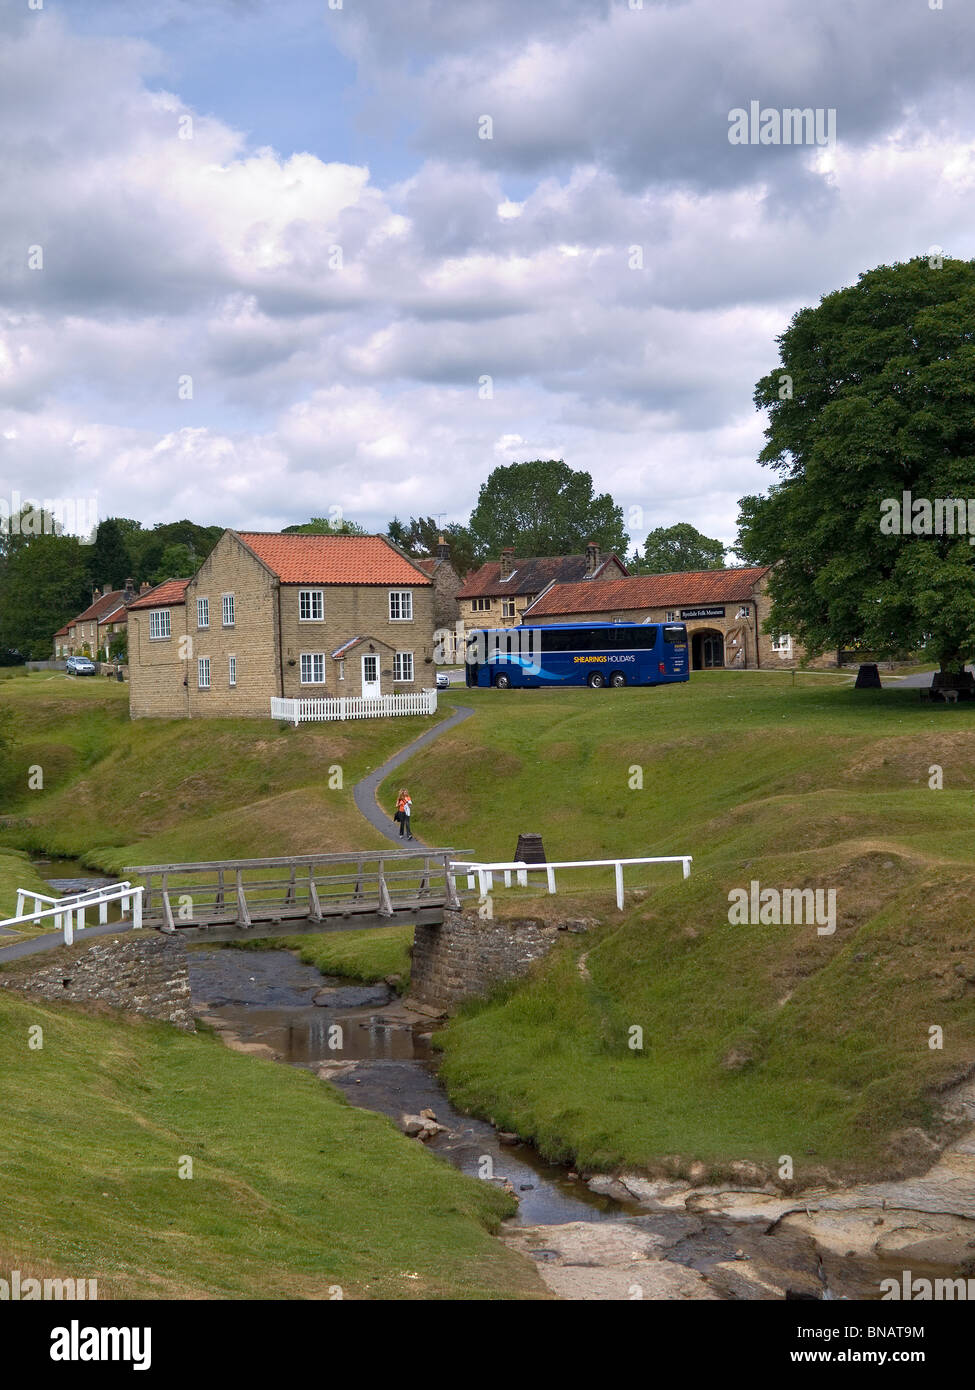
[352,702,475,846]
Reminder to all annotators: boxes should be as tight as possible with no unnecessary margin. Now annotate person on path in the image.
[394,788,414,839]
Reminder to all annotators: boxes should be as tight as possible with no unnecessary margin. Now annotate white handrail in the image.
[449,856,692,910]
[2,883,143,945]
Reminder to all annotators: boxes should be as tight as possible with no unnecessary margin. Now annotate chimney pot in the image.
[500,547,515,580]
[585,540,600,574]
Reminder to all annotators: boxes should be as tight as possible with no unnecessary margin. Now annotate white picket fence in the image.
[271,688,438,725]
[450,855,693,911]
[1,881,144,946]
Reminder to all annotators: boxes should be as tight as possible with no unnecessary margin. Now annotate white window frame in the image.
[771,633,793,656]
[222,593,235,627]
[393,651,414,682]
[148,610,171,640]
[198,657,211,690]
[228,655,237,687]
[388,590,413,621]
[299,589,324,622]
[300,652,326,685]
[665,611,676,623]
[197,597,209,629]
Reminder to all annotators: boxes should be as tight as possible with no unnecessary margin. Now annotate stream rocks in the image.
[502,1222,719,1301]
[313,983,391,1008]
[399,1108,450,1142]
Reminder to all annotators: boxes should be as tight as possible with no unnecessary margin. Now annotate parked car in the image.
[65,656,97,676]
[435,672,451,689]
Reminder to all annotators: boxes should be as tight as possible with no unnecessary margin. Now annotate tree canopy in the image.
[467,460,628,562]
[633,523,727,574]
[282,517,368,535]
[385,516,478,578]
[737,256,975,670]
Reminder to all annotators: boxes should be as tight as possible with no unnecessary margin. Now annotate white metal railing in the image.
[449,856,693,911]
[1,882,143,946]
[271,688,437,725]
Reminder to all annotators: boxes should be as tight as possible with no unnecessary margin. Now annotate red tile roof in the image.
[54,624,70,637]
[524,567,770,617]
[126,578,191,611]
[457,553,627,599]
[71,589,131,624]
[236,532,431,586]
[414,558,438,577]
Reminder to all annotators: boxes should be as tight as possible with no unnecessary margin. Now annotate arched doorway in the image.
[692,628,724,670]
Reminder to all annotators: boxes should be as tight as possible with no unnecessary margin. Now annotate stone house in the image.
[126,530,436,719]
[57,581,137,658]
[456,542,628,639]
[523,566,802,670]
[413,535,464,661]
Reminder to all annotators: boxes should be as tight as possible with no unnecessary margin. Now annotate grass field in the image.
[382,674,975,1180]
[0,959,543,1300]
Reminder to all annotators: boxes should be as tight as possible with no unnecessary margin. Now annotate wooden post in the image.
[418,857,430,898]
[215,868,225,910]
[615,861,624,910]
[235,870,251,926]
[162,888,176,933]
[308,869,323,921]
[286,864,296,905]
[444,855,461,911]
[377,860,393,918]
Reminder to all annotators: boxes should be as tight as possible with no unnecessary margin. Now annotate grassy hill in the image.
[381,674,975,1181]
[0,975,542,1299]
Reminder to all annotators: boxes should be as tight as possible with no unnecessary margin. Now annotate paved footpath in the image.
[353,703,475,847]
[0,918,135,965]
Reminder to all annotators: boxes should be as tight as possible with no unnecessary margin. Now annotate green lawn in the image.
[0,977,544,1300]
[384,675,975,1180]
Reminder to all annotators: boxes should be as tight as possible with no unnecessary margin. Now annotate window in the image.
[222,594,235,627]
[300,653,325,684]
[771,633,793,656]
[393,652,414,682]
[666,611,676,623]
[501,599,515,619]
[299,589,324,622]
[228,655,237,687]
[148,610,171,640]
[198,657,211,689]
[663,625,686,645]
[471,597,491,612]
[338,660,345,681]
[389,590,413,621]
[197,597,209,628]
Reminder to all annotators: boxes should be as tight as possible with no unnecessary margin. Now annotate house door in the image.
[361,652,381,699]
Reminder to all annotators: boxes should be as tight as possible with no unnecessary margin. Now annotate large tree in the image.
[467,460,628,561]
[634,523,727,574]
[737,256,975,672]
[282,517,368,535]
[86,518,133,592]
[385,516,477,577]
[0,523,89,658]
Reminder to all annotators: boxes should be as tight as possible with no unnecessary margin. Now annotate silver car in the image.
[66,656,97,675]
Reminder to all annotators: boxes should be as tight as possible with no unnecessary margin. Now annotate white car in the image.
[435,672,451,689]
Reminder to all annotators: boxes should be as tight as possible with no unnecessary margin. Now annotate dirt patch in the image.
[845,732,975,786]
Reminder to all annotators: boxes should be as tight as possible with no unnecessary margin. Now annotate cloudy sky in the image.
[3,0,974,553]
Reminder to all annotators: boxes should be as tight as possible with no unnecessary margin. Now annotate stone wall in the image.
[0,936,195,1031]
[409,910,588,1011]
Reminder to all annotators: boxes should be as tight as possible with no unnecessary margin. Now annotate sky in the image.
[3,0,975,554]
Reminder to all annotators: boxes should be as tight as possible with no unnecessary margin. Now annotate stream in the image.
[183,945,925,1299]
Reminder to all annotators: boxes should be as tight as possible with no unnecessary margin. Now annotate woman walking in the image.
[394,788,414,840]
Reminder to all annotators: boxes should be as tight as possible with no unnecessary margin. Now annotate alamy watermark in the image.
[881,1269,975,1300]
[1,1268,97,1300]
[880,491,975,544]
[728,880,836,936]
[728,102,836,147]
[0,491,99,543]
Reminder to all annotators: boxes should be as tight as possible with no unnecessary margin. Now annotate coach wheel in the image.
[587,671,606,689]
[609,671,626,688]
[494,672,512,689]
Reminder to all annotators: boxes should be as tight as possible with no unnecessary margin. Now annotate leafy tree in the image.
[136,520,223,584]
[467,460,628,561]
[633,523,727,574]
[385,516,477,577]
[282,517,368,535]
[150,543,195,584]
[737,256,975,672]
[86,518,132,592]
[0,529,89,659]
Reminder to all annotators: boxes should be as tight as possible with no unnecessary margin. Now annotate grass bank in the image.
[0,972,543,1299]
[387,675,975,1180]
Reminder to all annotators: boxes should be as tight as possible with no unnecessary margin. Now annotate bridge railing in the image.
[449,855,693,911]
[124,849,472,932]
[0,882,143,946]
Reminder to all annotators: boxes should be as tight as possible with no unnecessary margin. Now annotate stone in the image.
[312,984,391,1008]
[419,1107,437,1121]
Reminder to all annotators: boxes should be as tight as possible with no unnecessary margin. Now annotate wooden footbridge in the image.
[123,849,473,944]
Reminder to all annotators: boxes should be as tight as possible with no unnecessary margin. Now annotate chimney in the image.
[92,586,102,602]
[585,540,600,575]
[123,577,135,602]
[436,533,449,562]
[500,546,515,580]
[139,582,151,595]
